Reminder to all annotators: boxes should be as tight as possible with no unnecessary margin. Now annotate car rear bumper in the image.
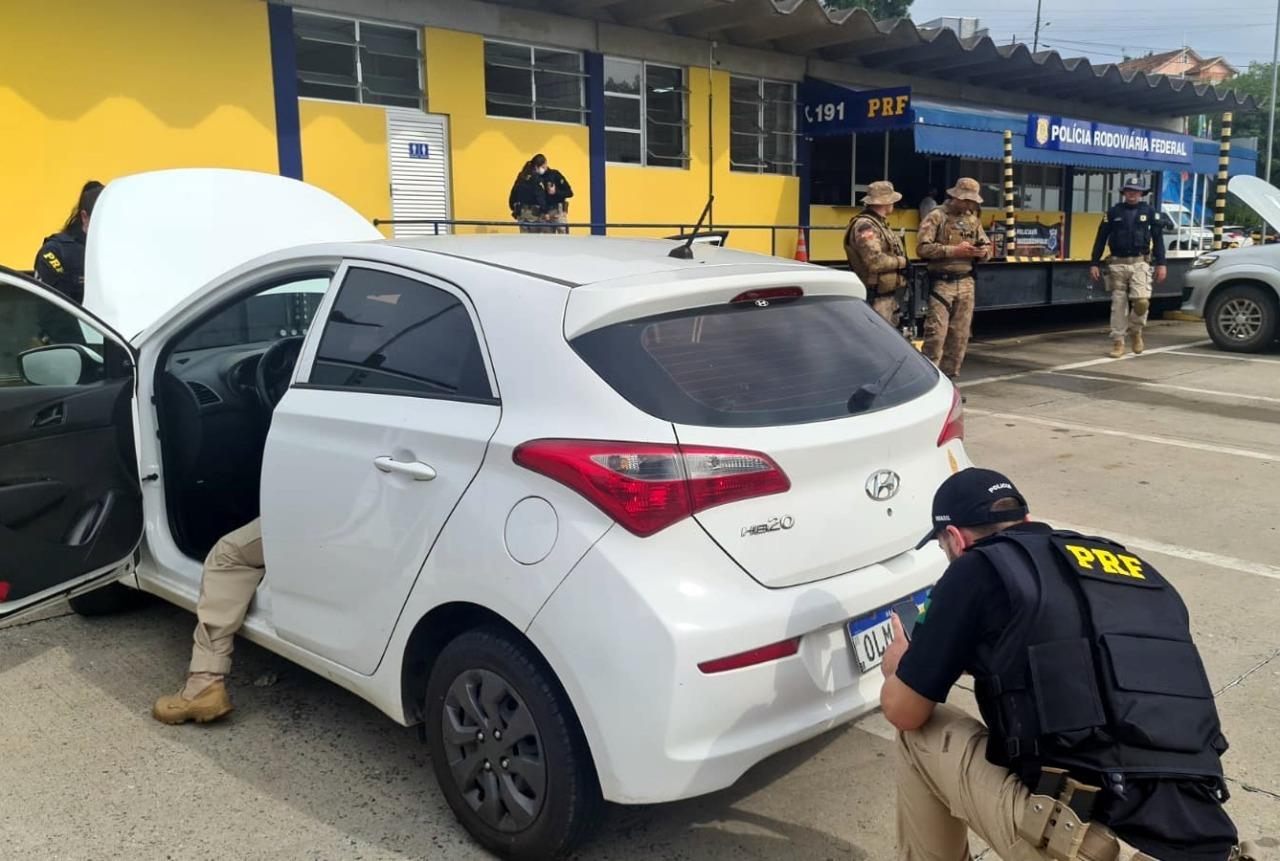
[526,518,946,804]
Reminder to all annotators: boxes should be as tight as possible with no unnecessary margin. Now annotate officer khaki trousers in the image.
[1104,258,1153,341]
[189,518,265,676]
[924,277,976,377]
[873,292,901,326]
[897,705,1153,861]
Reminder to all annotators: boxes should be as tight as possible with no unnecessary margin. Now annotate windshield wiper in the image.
[848,352,911,413]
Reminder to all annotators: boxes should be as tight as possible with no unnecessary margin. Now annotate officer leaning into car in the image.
[34,180,103,305]
[1090,176,1167,359]
[844,180,909,326]
[879,467,1274,861]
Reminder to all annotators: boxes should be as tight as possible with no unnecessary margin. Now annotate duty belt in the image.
[1018,767,1103,861]
[1108,256,1146,264]
[929,270,974,282]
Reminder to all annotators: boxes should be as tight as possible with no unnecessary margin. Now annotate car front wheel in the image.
[424,627,602,860]
[1205,283,1278,352]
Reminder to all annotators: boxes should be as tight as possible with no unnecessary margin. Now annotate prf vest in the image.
[970,529,1228,800]
[1104,202,1156,258]
[846,214,906,294]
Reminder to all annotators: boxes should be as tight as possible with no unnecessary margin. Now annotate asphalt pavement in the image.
[2,311,1277,860]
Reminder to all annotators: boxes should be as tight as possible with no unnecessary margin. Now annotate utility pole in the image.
[1032,0,1044,52]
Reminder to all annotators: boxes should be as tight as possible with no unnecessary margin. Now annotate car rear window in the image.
[571,295,938,427]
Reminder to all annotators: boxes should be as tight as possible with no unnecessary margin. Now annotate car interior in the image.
[154,273,331,560]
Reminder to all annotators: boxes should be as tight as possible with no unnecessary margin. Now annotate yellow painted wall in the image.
[810,206,921,262]
[1070,212,1106,260]
[299,100,393,238]
[0,0,278,269]
[425,29,591,234]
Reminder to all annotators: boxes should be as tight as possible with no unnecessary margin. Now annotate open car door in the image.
[0,268,142,623]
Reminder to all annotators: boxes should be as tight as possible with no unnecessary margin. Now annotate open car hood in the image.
[1228,175,1280,234]
[84,169,382,339]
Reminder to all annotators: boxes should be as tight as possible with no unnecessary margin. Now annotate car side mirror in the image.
[18,344,96,386]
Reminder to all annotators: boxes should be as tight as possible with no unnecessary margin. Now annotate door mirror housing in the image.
[18,344,101,386]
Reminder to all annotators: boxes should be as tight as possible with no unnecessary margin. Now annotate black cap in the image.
[915,467,1030,549]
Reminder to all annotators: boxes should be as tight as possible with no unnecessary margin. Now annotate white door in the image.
[259,261,500,674]
[386,109,452,238]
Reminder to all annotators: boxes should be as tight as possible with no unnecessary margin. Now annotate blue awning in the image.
[912,101,1257,177]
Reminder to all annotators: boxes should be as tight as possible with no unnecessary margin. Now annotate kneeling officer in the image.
[879,467,1261,860]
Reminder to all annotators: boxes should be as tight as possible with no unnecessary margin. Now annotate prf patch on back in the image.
[1050,535,1162,588]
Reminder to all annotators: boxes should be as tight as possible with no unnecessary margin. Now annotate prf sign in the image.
[800,80,913,137]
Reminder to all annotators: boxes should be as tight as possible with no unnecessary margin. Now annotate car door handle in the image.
[373,456,437,481]
[33,403,65,429]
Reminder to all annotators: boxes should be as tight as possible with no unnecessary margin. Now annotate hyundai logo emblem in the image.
[865,469,901,501]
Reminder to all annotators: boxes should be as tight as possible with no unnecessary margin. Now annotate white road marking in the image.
[966,408,1280,463]
[1161,350,1280,365]
[958,339,1213,388]
[1049,372,1280,405]
[1052,521,1280,581]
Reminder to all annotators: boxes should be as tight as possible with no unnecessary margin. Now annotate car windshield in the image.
[171,278,330,352]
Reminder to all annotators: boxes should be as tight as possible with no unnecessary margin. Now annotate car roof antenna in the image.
[669,195,715,259]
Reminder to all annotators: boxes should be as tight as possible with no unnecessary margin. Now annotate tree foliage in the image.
[823,0,913,20]
[1215,63,1277,224]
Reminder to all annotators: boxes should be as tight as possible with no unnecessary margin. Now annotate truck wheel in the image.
[68,583,146,616]
[424,627,602,860]
[1206,284,1278,352]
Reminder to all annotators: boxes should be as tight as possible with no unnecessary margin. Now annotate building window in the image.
[604,58,688,168]
[1070,171,1156,212]
[484,40,586,124]
[1014,165,1063,211]
[293,11,423,109]
[730,77,798,175]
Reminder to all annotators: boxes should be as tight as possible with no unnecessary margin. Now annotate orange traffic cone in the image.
[794,229,809,262]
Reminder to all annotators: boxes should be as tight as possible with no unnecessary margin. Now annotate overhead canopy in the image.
[490,0,1255,117]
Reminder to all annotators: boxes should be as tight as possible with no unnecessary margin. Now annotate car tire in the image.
[67,582,147,616]
[1205,283,1279,353]
[424,626,602,860]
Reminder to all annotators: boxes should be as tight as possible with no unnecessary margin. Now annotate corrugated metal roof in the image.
[491,0,1255,116]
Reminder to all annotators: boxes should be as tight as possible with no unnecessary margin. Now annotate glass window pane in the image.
[764,129,792,173]
[361,51,420,97]
[648,122,686,166]
[730,103,758,134]
[606,130,642,163]
[296,38,357,87]
[731,77,758,101]
[294,12,355,43]
[732,131,762,170]
[605,95,640,130]
[604,58,642,94]
[313,269,491,400]
[485,60,532,117]
[298,81,359,102]
[1043,185,1061,212]
[535,70,581,109]
[647,64,682,93]
[536,48,581,73]
[360,22,417,55]
[485,41,530,68]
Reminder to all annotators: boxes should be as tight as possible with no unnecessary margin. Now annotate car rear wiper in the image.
[847,352,911,413]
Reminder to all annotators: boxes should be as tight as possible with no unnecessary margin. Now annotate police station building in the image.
[3,0,1257,271]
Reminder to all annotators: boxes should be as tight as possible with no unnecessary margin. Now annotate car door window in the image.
[0,286,121,387]
[309,268,493,401]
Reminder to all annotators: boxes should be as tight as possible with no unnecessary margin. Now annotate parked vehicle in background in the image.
[1160,202,1215,254]
[1,170,966,859]
[1220,225,1254,248]
[1182,175,1280,352]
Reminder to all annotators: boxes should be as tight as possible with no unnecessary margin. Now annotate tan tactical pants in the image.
[897,705,1154,861]
[547,205,569,234]
[516,205,547,234]
[1105,259,1153,341]
[924,277,976,377]
[873,293,901,326]
[189,518,265,676]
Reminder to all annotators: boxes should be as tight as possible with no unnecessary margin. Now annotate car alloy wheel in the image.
[1216,297,1264,341]
[442,668,547,832]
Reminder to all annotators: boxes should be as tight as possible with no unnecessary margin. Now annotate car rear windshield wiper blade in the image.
[847,352,911,413]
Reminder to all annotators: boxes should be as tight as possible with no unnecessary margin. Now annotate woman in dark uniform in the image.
[34,180,104,305]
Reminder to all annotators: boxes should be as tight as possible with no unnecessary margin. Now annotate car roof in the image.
[382,234,815,287]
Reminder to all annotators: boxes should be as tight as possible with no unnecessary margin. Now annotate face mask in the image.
[536,166,547,175]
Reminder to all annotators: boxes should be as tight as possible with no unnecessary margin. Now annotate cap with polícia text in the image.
[915,467,1030,549]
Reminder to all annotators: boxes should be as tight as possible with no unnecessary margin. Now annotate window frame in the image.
[293,9,425,110]
[604,57,690,168]
[483,38,587,125]
[295,260,499,406]
[729,76,799,175]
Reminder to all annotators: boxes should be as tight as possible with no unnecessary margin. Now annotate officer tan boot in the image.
[1108,339,1126,359]
[153,673,233,725]
[1130,329,1145,355]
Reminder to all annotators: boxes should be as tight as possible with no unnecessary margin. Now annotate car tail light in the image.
[513,440,790,537]
[0,581,8,602]
[730,286,803,304]
[937,388,964,447]
[698,637,802,674]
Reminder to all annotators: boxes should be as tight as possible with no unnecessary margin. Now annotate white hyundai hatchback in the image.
[0,170,967,859]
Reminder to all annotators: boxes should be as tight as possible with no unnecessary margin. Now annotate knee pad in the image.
[1132,298,1150,316]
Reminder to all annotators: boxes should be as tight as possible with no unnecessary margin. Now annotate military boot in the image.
[1108,339,1126,359]
[1130,329,1145,355]
[153,675,233,725]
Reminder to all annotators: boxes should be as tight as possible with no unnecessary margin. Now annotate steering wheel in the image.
[254,336,304,410]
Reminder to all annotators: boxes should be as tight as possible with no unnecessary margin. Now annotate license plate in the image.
[846,588,930,674]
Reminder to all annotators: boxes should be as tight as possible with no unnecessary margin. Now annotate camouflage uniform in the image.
[845,180,908,326]
[916,179,991,377]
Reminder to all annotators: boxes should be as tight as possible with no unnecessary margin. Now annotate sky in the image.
[904,0,1280,71]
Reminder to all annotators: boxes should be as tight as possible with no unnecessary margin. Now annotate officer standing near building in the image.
[1090,176,1167,358]
[34,180,103,305]
[878,467,1266,861]
[537,155,574,234]
[845,180,909,326]
[916,178,991,379]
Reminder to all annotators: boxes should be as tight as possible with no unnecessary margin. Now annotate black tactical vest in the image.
[1105,203,1156,258]
[970,529,1228,799]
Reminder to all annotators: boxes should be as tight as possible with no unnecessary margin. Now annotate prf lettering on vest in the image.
[1065,544,1146,580]
[867,94,910,118]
